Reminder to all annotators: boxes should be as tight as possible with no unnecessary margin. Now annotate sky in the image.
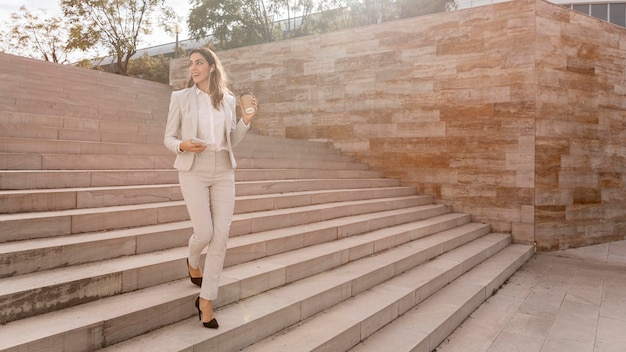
[0,0,191,49]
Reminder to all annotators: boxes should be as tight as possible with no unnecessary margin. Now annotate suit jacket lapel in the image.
[223,102,232,136]
[189,90,199,137]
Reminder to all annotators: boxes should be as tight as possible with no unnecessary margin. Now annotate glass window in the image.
[610,3,626,27]
[573,4,589,15]
[591,4,608,20]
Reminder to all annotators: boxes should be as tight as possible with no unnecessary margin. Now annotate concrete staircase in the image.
[0,53,534,352]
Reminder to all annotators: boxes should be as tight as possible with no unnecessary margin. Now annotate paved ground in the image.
[436,239,626,352]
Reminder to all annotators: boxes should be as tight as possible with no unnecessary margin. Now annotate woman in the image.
[163,48,257,329]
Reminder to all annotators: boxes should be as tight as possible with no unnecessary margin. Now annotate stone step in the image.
[0,168,385,190]
[234,134,350,160]
[0,184,183,213]
[236,178,401,197]
[1,206,464,279]
[0,111,165,144]
[0,135,352,162]
[0,137,172,156]
[235,145,354,163]
[236,157,371,171]
[0,152,368,171]
[0,179,408,213]
[0,220,491,351]
[0,152,173,170]
[0,194,435,242]
[346,244,534,352]
[0,110,167,129]
[101,230,511,352]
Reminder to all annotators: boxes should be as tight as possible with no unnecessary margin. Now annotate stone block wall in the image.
[170,0,626,251]
[1,53,172,124]
[534,1,626,250]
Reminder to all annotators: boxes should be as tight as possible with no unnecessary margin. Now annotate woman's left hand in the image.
[241,95,258,125]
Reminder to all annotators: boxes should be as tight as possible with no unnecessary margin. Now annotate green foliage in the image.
[345,0,397,26]
[75,59,104,70]
[189,0,268,48]
[396,0,457,18]
[188,0,336,49]
[1,6,72,63]
[334,0,456,27]
[61,0,176,75]
[127,52,171,83]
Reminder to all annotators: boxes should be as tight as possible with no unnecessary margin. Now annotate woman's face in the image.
[189,52,213,87]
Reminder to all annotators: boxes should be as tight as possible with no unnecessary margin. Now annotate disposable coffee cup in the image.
[240,92,256,114]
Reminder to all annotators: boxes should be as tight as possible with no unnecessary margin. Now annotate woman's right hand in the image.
[179,138,207,153]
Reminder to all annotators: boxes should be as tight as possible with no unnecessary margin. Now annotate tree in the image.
[127,52,170,83]
[346,0,397,26]
[61,0,176,75]
[396,0,456,18]
[2,6,72,64]
[341,0,456,26]
[189,0,273,48]
[276,0,318,38]
[188,0,334,49]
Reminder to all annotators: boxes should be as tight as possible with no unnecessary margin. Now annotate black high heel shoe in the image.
[187,259,202,287]
[195,297,219,329]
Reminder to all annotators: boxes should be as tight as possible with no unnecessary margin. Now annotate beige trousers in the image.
[178,150,235,300]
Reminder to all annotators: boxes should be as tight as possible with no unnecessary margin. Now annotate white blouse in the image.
[195,87,227,151]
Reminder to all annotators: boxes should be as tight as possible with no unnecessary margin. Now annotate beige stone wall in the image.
[170,0,626,251]
[1,53,172,124]
[534,1,626,250]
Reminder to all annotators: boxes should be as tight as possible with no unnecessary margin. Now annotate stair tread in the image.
[0,153,370,171]
[0,194,431,221]
[0,183,180,195]
[0,168,381,174]
[0,169,385,190]
[0,221,187,254]
[0,180,403,196]
[0,137,352,162]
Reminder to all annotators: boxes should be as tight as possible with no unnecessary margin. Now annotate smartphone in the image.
[191,137,207,145]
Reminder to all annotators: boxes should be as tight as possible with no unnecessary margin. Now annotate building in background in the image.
[559,0,625,27]
[458,0,625,27]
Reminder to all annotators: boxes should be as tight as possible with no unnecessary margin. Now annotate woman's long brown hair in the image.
[187,48,231,110]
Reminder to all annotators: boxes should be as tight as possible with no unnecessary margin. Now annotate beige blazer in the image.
[163,87,249,170]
